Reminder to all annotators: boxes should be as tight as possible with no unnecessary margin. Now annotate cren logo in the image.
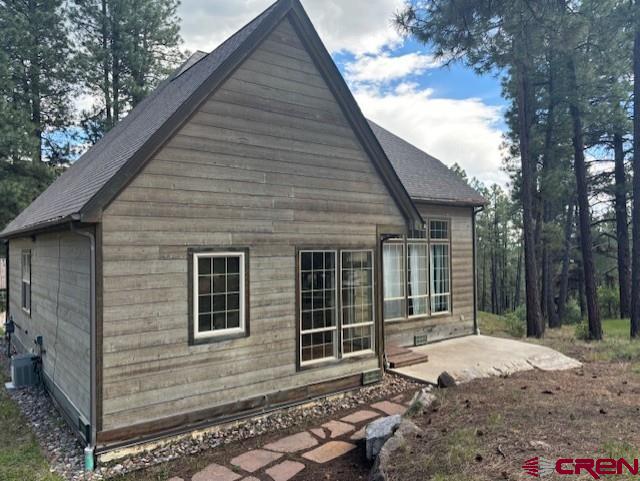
[522,457,555,477]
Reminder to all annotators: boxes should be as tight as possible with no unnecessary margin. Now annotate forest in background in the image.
[397,0,640,340]
[0,0,184,241]
[3,1,640,342]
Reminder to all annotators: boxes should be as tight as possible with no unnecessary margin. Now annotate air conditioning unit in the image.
[10,353,38,388]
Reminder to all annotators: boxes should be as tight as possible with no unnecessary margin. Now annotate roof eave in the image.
[412,196,487,207]
[0,214,79,240]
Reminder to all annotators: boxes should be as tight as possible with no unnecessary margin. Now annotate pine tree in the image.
[73,0,183,140]
[0,0,76,163]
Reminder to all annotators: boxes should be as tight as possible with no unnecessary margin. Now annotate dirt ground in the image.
[385,346,640,480]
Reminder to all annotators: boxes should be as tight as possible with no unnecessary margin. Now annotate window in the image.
[193,251,245,339]
[383,242,404,321]
[407,241,428,317]
[300,251,337,364]
[21,250,31,314]
[341,250,374,356]
[430,221,451,313]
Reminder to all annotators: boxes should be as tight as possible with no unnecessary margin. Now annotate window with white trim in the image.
[300,251,337,364]
[382,242,404,321]
[341,250,374,356]
[430,220,450,313]
[21,250,31,314]
[407,241,428,317]
[193,252,245,339]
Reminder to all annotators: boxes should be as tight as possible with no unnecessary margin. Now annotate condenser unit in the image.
[9,353,38,388]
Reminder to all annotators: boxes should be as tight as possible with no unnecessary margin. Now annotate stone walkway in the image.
[170,395,411,481]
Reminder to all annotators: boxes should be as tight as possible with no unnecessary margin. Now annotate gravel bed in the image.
[1,335,420,480]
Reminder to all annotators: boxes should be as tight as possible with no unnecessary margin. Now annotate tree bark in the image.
[631,17,640,338]
[613,132,631,319]
[567,58,602,340]
[557,201,574,324]
[491,191,499,314]
[101,0,112,129]
[516,56,544,338]
[514,241,523,308]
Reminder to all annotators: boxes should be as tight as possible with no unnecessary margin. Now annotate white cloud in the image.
[178,0,405,55]
[352,82,509,187]
[345,52,441,84]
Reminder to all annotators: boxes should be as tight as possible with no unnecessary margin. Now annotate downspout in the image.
[4,240,9,322]
[72,225,96,468]
[472,206,484,335]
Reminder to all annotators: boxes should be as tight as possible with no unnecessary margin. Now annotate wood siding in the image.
[100,19,405,433]
[384,203,475,347]
[8,232,91,422]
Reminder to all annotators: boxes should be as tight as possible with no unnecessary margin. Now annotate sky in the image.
[176,0,510,187]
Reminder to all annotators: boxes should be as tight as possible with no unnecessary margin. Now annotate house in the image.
[0,0,485,456]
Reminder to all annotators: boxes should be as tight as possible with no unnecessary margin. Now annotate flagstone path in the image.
[177,398,411,481]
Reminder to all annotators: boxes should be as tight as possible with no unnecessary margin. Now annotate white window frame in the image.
[382,241,405,322]
[407,239,429,318]
[21,250,31,315]
[299,250,339,366]
[429,219,451,315]
[193,251,246,340]
[340,249,375,358]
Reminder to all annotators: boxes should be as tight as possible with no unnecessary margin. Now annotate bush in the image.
[562,298,583,325]
[574,321,589,340]
[504,308,525,338]
[598,286,619,319]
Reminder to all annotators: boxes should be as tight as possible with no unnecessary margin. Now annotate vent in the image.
[414,334,428,346]
[362,369,382,385]
[10,354,38,387]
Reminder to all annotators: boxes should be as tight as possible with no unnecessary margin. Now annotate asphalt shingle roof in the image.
[1,0,483,238]
[369,120,485,206]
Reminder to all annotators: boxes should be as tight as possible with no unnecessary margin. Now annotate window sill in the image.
[190,330,248,346]
[298,352,377,372]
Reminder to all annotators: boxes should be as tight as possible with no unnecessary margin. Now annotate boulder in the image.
[405,388,437,417]
[365,414,401,461]
[369,419,423,481]
[437,371,457,388]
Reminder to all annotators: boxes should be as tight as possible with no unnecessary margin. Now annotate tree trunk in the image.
[102,0,112,129]
[514,241,523,308]
[613,132,631,319]
[567,58,601,340]
[557,201,574,324]
[631,18,640,338]
[491,192,499,314]
[516,56,544,338]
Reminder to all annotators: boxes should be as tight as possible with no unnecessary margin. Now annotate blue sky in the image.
[173,0,510,187]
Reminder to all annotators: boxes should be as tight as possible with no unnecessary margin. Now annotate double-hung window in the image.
[193,251,246,341]
[341,250,374,356]
[21,250,31,314]
[300,251,338,364]
[429,220,451,313]
[299,249,374,366]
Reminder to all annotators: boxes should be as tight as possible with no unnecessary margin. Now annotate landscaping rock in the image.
[365,414,401,461]
[409,388,436,409]
[438,371,457,388]
[369,419,423,481]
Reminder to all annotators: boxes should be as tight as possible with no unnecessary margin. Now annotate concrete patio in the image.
[390,334,582,384]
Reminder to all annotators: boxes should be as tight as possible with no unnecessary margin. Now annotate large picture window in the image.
[382,242,404,321]
[341,250,374,356]
[299,249,375,366]
[193,251,246,340]
[430,220,451,313]
[21,250,31,314]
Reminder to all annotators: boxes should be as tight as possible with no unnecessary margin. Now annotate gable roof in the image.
[1,0,482,238]
[369,121,486,206]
